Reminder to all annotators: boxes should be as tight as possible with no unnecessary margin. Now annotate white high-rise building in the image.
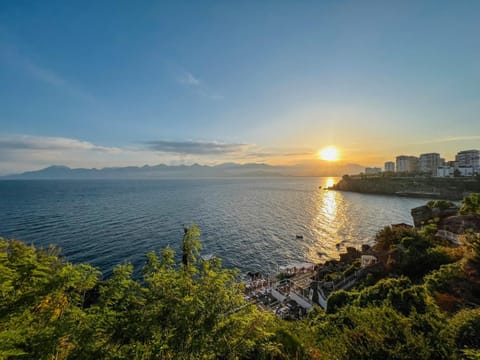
[418,153,441,175]
[456,150,480,174]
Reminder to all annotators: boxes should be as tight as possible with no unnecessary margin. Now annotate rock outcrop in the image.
[410,203,459,228]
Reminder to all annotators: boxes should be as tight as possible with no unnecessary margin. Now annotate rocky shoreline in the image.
[249,196,480,318]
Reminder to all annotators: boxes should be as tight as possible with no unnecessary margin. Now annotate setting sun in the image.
[318,147,339,161]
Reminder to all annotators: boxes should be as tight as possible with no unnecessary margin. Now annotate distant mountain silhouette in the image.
[2,162,365,179]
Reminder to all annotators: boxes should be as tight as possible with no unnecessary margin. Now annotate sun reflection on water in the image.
[321,190,338,221]
[306,178,344,262]
[325,177,335,188]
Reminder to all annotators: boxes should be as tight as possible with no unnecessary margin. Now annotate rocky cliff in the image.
[410,202,459,228]
[332,176,480,200]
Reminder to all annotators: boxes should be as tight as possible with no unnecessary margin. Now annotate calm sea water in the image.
[0,178,430,276]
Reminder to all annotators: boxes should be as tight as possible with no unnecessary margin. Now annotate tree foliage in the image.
[1,211,480,359]
[0,232,298,359]
[313,305,449,360]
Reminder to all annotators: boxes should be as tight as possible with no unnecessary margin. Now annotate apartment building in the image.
[418,153,442,175]
[456,150,480,174]
[396,156,418,173]
[384,161,395,172]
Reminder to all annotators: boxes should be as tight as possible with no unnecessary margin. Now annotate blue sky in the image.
[0,0,479,174]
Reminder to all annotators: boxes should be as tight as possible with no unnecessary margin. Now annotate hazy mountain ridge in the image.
[2,162,364,179]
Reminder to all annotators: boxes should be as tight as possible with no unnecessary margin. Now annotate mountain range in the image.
[1,162,365,179]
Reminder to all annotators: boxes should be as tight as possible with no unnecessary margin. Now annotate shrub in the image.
[459,193,480,215]
[443,308,480,357]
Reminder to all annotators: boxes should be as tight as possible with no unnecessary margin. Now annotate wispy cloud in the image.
[412,135,480,145]
[177,71,200,86]
[144,140,248,155]
[23,58,67,87]
[176,68,223,100]
[0,135,118,153]
[0,35,94,102]
[242,147,315,160]
[144,140,309,160]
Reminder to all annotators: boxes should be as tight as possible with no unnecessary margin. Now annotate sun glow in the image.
[318,147,339,161]
[325,178,335,188]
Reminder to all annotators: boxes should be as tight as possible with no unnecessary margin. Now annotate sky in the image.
[0,0,479,175]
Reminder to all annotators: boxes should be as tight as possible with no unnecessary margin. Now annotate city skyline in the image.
[1,1,480,175]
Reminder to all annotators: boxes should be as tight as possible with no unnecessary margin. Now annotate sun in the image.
[318,147,339,161]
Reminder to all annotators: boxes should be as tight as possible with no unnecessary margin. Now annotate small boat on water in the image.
[318,186,322,189]
[296,235,303,239]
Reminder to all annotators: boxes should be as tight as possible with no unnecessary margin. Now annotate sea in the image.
[0,177,431,276]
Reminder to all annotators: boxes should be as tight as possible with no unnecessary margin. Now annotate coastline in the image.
[331,175,480,200]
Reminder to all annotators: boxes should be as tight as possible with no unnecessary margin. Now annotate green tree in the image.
[0,238,100,359]
[182,225,201,274]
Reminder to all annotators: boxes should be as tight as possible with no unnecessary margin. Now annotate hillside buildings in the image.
[435,150,480,177]
[378,149,480,177]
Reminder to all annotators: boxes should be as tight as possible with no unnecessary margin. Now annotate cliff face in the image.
[332,176,480,200]
[333,177,405,194]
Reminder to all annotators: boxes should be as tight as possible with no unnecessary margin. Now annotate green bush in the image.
[443,308,480,358]
[424,262,464,293]
[459,193,480,215]
[427,200,456,210]
[326,290,355,313]
[314,305,451,360]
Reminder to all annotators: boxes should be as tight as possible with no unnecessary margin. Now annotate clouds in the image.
[0,135,118,153]
[414,135,480,145]
[144,140,312,158]
[176,69,224,100]
[177,71,201,86]
[0,34,95,102]
[0,135,254,162]
[0,133,317,176]
[0,135,255,175]
[0,135,129,175]
[144,140,248,155]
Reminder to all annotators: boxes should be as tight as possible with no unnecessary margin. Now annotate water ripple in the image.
[0,178,431,275]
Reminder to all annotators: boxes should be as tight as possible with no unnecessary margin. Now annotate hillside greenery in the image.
[2,195,480,359]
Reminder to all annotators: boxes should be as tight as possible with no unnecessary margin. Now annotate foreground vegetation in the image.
[1,195,480,359]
